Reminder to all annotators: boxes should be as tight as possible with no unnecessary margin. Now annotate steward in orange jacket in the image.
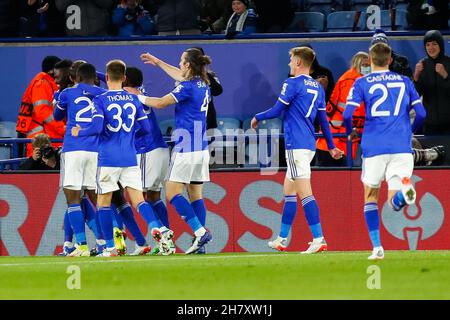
[316,52,369,166]
[16,56,66,157]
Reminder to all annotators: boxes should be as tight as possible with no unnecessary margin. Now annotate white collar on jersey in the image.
[370,69,390,73]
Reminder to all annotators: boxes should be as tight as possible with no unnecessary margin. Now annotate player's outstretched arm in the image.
[411,101,426,134]
[138,93,176,109]
[71,115,103,137]
[140,52,184,82]
[253,100,287,124]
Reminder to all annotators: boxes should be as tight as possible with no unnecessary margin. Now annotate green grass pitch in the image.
[1,251,449,299]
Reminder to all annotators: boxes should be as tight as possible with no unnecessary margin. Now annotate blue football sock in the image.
[81,196,101,240]
[280,195,297,238]
[98,206,115,249]
[110,204,121,229]
[150,200,170,228]
[191,199,207,227]
[170,194,203,233]
[391,191,407,211]
[63,209,73,243]
[137,201,162,230]
[364,202,381,248]
[118,203,146,246]
[301,195,323,239]
[94,206,104,240]
[67,204,87,245]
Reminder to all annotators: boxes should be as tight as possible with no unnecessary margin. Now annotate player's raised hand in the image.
[329,148,344,160]
[250,117,258,129]
[71,124,81,137]
[140,52,160,66]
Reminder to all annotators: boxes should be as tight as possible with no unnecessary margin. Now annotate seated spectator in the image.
[407,0,449,31]
[19,133,61,170]
[112,0,155,37]
[199,0,229,33]
[370,29,412,77]
[224,0,257,38]
[19,0,65,37]
[413,30,450,135]
[316,51,369,166]
[154,0,201,35]
[55,0,114,36]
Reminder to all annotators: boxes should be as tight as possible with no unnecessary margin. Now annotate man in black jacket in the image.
[153,0,201,35]
[19,133,60,170]
[413,30,450,135]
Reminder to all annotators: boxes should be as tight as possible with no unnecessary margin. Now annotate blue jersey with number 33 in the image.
[93,90,148,167]
[170,78,210,153]
[346,71,422,157]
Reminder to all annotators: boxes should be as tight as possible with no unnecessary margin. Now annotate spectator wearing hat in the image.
[413,30,450,135]
[223,0,257,38]
[370,28,412,77]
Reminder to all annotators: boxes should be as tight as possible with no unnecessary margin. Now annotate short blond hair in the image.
[106,59,126,81]
[369,43,391,67]
[289,46,316,68]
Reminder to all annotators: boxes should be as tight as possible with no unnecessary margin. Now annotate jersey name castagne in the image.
[346,71,420,157]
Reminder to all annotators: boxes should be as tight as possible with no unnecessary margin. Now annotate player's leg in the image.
[111,188,150,256]
[57,209,76,256]
[268,176,296,251]
[81,191,106,255]
[361,155,386,260]
[386,153,416,211]
[187,182,208,254]
[147,190,169,228]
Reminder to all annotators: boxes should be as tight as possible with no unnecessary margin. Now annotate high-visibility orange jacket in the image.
[16,72,66,157]
[316,67,365,158]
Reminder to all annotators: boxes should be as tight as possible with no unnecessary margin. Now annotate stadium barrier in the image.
[1,169,449,256]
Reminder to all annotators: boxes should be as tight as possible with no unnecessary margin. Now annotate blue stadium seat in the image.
[396,3,408,11]
[327,11,359,31]
[0,121,17,138]
[158,119,175,136]
[352,0,373,12]
[394,9,408,30]
[216,117,241,134]
[286,12,326,32]
[306,0,335,16]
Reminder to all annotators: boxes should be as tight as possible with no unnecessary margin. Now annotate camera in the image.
[39,144,55,159]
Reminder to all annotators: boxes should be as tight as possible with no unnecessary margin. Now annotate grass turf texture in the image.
[0,251,449,299]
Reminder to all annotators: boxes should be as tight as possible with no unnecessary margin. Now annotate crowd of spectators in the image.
[0,0,448,38]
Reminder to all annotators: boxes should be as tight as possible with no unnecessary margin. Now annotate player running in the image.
[139,48,213,254]
[251,47,343,254]
[343,43,426,260]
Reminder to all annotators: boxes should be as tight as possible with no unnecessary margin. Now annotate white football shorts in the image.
[167,149,210,184]
[60,151,98,190]
[137,147,170,192]
[361,153,414,190]
[285,149,316,180]
[96,166,143,194]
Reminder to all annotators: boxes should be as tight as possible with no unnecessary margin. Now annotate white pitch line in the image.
[0,253,296,268]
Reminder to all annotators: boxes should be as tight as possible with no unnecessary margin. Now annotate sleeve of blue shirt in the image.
[170,82,190,103]
[343,81,363,135]
[54,90,67,121]
[96,71,106,84]
[78,97,104,137]
[255,79,293,120]
[135,101,151,135]
[317,89,336,150]
[406,78,427,133]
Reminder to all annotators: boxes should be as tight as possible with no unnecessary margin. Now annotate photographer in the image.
[19,133,61,170]
[112,0,155,37]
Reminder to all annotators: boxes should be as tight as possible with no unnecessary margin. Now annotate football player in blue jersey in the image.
[139,48,213,254]
[72,60,174,257]
[55,62,106,257]
[343,43,426,260]
[251,47,343,254]
[123,66,174,255]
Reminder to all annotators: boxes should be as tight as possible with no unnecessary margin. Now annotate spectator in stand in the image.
[413,30,450,135]
[316,51,370,166]
[370,29,413,77]
[199,0,229,33]
[0,0,19,37]
[19,0,65,37]
[251,0,294,33]
[55,0,114,36]
[19,133,61,170]
[407,0,449,31]
[153,0,201,35]
[112,0,155,37]
[223,0,257,38]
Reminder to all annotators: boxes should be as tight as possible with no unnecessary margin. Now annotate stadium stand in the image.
[286,12,326,32]
[327,11,360,32]
[0,121,16,160]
